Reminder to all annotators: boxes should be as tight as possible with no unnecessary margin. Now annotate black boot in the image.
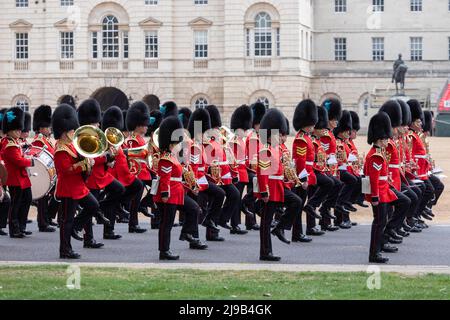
[83,240,105,249]
[60,251,81,259]
[260,253,281,261]
[159,251,180,260]
[129,225,147,233]
[369,253,389,263]
[271,227,290,244]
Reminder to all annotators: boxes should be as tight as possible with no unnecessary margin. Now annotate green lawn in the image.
[0,266,448,300]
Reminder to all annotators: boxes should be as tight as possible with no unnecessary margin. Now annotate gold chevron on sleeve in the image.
[258,160,271,170]
[296,146,307,156]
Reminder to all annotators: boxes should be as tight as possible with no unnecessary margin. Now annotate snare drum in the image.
[25,146,56,200]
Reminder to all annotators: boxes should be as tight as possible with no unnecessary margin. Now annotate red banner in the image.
[439,84,450,113]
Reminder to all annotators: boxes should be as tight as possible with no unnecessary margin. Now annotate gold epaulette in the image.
[160,152,173,163]
[4,137,19,149]
[55,142,77,158]
[295,132,307,144]
[373,148,385,160]
[126,134,139,145]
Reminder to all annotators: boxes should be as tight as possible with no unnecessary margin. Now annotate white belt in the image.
[269,175,284,181]
[415,155,427,159]
[198,167,205,172]
[306,161,314,166]
[236,160,246,165]
[218,161,228,165]
[389,164,401,169]
[170,177,182,182]
[379,176,388,181]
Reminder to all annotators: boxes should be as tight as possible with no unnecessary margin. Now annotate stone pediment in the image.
[138,17,163,29]
[54,18,77,30]
[188,17,213,29]
[9,19,33,30]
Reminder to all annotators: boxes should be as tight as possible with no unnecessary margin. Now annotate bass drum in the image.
[25,146,56,200]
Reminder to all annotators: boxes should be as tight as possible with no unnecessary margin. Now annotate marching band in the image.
[0,97,444,263]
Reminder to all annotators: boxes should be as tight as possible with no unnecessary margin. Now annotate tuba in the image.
[73,125,108,158]
[105,127,125,149]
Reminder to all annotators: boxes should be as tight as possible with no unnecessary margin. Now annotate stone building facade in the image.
[0,0,449,130]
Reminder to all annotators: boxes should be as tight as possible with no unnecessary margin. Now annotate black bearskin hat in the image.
[407,99,424,123]
[52,104,80,139]
[122,110,128,131]
[349,111,360,132]
[178,107,192,129]
[160,101,178,119]
[205,105,222,128]
[2,107,25,133]
[334,110,352,135]
[188,108,211,138]
[149,110,163,133]
[251,102,266,127]
[0,108,8,133]
[77,99,101,126]
[368,112,393,145]
[315,106,329,130]
[23,112,31,132]
[126,101,150,132]
[101,106,123,131]
[322,98,342,121]
[283,117,290,136]
[293,99,318,131]
[230,105,253,131]
[259,108,287,145]
[379,100,402,128]
[423,110,433,133]
[33,105,52,131]
[397,99,411,126]
[158,116,183,152]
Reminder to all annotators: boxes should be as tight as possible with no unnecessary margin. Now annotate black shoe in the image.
[369,253,389,263]
[339,222,351,229]
[202,218,220,231]
[351,221,358,226]
[320,209,337,220]
[306,227,325,236]
[336,205,350,214]
[103,233,122,240]
[138,206,153,218]
[396,229,410,237]
[96,212,111,226]
[402,222,412,232]
[206,236,225,242]
[39,226,56,233]
[219,222,232,230]
[173,223,181,227]
[0,229,7,236]
[409,226,422,233]
[382,244,398,253]
[416,222,428,229]
[60,251,81,259]
[421,211,433,221]
[260,253,281,261]
[129,226,147,233]
[21,230,32,236]
[271,227,290,244]
[151,224,160,230]
[159,251,180,260]
[241,203,255,217]
[324,225,340,232]
[116,217,130,224]
[388,236,402,244]
[303,205,322,220]
[10,232,25,238]
[387,229,403,241]
[356,201,369,208]
[26,219,32,224]
[230,226,248,235]
[292,234,312,243]
[179,232,196,243]
[189,240,208,250]
[344,204,357,212]
[246,224,260,231]
[83,240,105,249]
[48,220,58,227]
[71,229,83,241]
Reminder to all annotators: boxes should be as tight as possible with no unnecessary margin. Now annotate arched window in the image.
[13,95,30,112]
[254,12,272,57]
[102,15,119,58]
[194,97,209,109]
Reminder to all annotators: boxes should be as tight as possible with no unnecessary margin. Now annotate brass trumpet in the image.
[73,125,108,158]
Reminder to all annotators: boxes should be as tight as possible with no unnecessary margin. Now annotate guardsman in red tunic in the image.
[364,112,398,263]
[0,109,10,236]
[292,100,324,241]
[407,99,435,226]
[379,101,412,244]
[242,102,266,226]
[155,117,207,260]
[204,105,244,236]
[125,101,154,231]
[52,104,100,259]
[230,105,259,230]
[77,99,122,248]
[1,107,34,238]
[257,108,300,261]
[31,105,59,232]
[188,108,225,240]
[102,106,144,240]
[334,111,358,229]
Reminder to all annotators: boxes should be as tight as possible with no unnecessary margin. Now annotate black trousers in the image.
[59,193,99,254]
[236,181,257,227]
[140,176,160,227]
[350,176,363,204]
[37,185,59,228]
[73,193,100,242]
[308,172,334,209]
[369,203,388,257]
[8,186,32,235]
[320,175,343,228]
[429,174,444,206]
[290,187,309,236]
[182,194,201,238]
[91,179,126,235]
[386,188,411,232]
[417,178,435,216]
[337,170,358,206]
[157,203,177,252]
[242,171,256,212]
[200,182,226,239]
[401,182,420,219]
[123,179,144,228]
[219,184,241,228]
[0,187,10,229]
[260,201,281,256]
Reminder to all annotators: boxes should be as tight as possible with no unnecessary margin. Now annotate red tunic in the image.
[154,152,184,205]
[292,131,316,185]
[408,130,430,181]
[312,136,328,173]
[125,134,151,181]
[109,147,136,187]
[31,134,55,155]
[245,130,262,172]
[364,146,397,204]
[347,139,360,177]
[385,139,401,191]
[256,144,284,203]
[85,154,115,190]
[1,137,33,189]
[54,142,90,200]
[203,135,232,185]
[229,136,248,183]
[320,129,338,176]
